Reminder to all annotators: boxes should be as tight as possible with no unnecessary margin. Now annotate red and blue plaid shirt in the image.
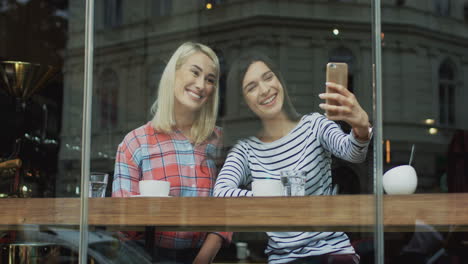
[112,122,231,249]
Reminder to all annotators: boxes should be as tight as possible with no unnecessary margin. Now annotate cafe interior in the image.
[1,0,468,263]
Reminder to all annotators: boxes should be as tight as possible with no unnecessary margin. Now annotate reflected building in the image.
[60,0,468,196]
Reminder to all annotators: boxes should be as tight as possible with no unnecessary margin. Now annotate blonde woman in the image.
[113,42,231,264]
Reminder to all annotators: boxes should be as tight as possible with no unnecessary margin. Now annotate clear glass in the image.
[0,0,86,262]
[86,0,376,263]
[0,0,398,263]
[89,172,108,197]
[382,0,468,263]
[280,170,306,196]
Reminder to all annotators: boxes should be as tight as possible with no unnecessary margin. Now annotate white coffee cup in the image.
[252,179,284,196]
[139,180,170,196]
[383,165,417,195]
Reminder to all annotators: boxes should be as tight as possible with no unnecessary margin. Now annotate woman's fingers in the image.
[325,82,352,97]
[319,82,368,127]
[318,93,352,107]
[319,103,351,116]
[321,103,365,126]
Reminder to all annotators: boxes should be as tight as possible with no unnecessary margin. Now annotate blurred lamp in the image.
[424,119,435,125]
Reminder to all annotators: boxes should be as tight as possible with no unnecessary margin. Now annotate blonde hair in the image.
[150,42,220,145]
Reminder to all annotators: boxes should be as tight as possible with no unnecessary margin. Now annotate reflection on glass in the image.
[382,1,468,263]
[0,0,86,262]
[85,0,378,263]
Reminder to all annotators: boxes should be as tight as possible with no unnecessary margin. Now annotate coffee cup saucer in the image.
[131,194,171,197]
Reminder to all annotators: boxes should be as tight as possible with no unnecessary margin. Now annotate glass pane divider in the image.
[79,0,95,263]
[372,0,384,264]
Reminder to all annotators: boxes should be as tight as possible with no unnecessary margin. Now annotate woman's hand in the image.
[318,82,371,141]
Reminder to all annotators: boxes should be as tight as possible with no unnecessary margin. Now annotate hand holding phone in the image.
[320,62,370,140]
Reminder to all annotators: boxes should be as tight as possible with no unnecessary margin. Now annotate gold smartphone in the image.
[325,62,348,113]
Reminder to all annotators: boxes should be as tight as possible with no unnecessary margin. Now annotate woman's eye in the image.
[191,70,200,77]
[264,74,273,81]
[206,78,215,85]
[246,84,256,93]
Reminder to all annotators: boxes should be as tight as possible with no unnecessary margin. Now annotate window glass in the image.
[0,0,86,262]
[86,1,376,263]
[382,1,468,262]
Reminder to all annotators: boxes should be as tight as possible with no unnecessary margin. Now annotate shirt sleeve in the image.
[112,132,142,197]
[112,132,144,241]
[209,231,233,245]
[314,113,371,163]
[214,141,253,197]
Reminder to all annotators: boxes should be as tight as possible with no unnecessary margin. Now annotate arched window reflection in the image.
[438,59,456,125]
[464,2,468,22]
[98,68,119,129]
[328,47,355,93]
[103,0,122,28]
[434,0,450,16]
[152,0,172,17]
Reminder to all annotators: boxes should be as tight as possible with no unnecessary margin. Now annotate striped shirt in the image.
[214,113,370,264]
[113,122,231,249]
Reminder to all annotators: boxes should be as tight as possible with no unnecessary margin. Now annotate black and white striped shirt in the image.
[214,113,370,264]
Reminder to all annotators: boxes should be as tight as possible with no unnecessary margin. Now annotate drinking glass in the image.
[280,170,306,196]
[89,172,108,197]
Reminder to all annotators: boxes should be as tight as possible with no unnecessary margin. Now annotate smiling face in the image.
[174,52,217,115]
[242,61,285,120]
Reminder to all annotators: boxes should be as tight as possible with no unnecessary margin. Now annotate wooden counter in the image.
[1,193,467,232]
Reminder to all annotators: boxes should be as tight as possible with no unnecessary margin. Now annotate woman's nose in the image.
[259,82,270,95]
[195,76,205,90]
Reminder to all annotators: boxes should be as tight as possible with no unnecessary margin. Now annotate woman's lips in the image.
[260,94,277,105]
[186,89,203,100]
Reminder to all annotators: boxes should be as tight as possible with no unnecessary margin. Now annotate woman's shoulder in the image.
[213,125,223,137]
[301,112,332,126]
[302,112,325,121]
[121,122,157,145]
[204,125,222,144]
[229,138,253,154]
[297,112,332,134]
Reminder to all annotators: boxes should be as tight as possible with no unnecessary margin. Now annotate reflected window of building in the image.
[97,68,119,129]
[0,0,7,12]
[329,0,354,3]
[464,2,468,22]
[328,47,355,93]
[103,0,122,28]
[434,0,450,16]
[438,59,456,126]
[152,0,172,17]
[396,0,405,6]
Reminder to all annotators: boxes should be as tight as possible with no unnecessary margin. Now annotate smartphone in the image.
[325,62,348,113]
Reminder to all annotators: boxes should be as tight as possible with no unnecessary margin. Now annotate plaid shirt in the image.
[113,122,231,249]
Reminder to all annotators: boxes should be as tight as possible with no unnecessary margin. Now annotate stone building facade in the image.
[59,0,468,195]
